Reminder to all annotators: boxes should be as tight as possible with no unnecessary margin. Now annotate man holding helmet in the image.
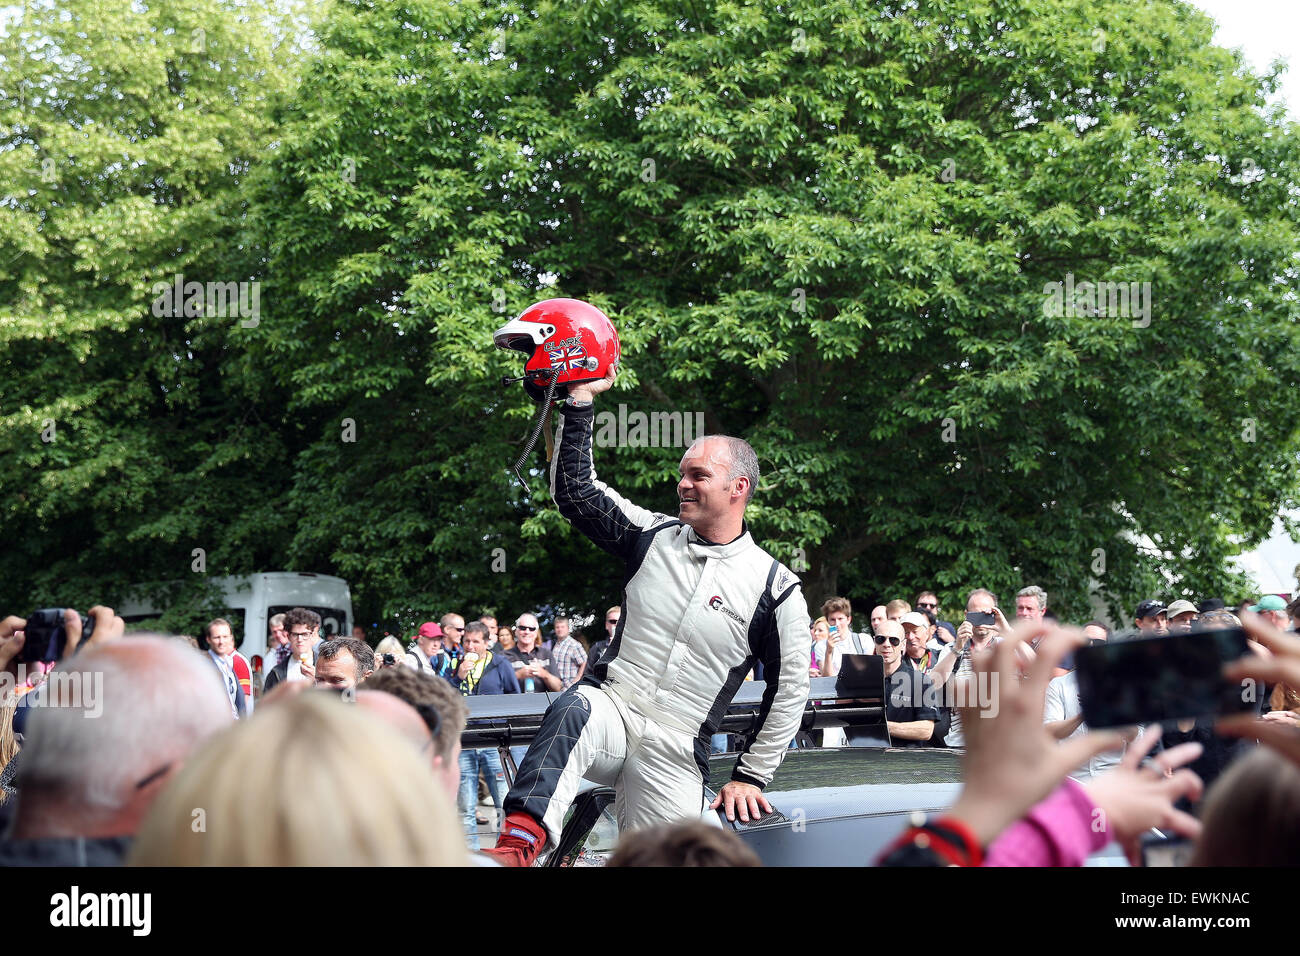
[487,300,811,866]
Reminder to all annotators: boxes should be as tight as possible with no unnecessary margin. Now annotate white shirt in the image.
[826,631,873,673]
[209,651,240,719]
[1043,671,1122,780]
[942,637,998,747]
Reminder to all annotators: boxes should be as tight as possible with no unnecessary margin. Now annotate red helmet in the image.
[493,298,620,402]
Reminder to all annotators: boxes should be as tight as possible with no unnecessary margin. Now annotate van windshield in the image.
[123,609,249,649]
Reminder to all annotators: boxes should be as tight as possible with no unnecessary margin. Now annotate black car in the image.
[464,671,1127,867]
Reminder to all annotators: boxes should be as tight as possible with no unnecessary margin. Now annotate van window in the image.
[123,609,249,649]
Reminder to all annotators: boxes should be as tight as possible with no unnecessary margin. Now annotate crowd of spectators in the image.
[1,585,1299,867]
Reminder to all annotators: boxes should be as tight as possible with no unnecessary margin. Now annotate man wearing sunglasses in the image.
[876,620,939,747]
[487,367,810,867]
[914,590,957,643]
[504,613,562,693]
[586,605,620,673]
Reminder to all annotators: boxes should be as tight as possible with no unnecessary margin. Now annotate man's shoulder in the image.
[1046,671,1076,694]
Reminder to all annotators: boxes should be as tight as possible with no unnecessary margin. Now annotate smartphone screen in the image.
[1076,627,1256,728]
[965,611,996,628]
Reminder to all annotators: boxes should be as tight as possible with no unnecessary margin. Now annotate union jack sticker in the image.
[546,345,587,370]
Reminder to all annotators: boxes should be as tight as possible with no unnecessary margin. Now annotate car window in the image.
[558,799,620,867]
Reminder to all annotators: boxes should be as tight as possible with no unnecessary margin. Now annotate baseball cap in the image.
[1165,600,1198,618]
[417,622,443,639]
[899,612,929,629]
[1134,599,1166,620]
[1197,598,1226,613]
[1197,609,1242,630]
[1250,595,1287,613]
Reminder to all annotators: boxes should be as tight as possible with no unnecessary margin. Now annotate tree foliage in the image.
[3,0,1299,636]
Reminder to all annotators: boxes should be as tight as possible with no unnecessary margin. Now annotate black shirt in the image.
[885,665,940,747]
[586,639,610,673]
[505,646,556,692]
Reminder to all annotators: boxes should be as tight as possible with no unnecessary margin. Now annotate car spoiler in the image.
[462,657,892,756]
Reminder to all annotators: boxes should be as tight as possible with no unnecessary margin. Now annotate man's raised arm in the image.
[548,370,670,559]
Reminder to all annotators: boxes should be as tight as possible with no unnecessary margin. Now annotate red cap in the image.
[418,622,443,639]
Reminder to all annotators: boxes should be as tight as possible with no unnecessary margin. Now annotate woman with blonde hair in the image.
[130,691,464,866]
[374,635,406,667]
[810,616,830,677]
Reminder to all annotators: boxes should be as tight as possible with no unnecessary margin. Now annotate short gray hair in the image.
[464,621,490,640]
[967,588,999,608]
[1017,586,1047,610]
[19,636,231,820]
[687,435,760,503]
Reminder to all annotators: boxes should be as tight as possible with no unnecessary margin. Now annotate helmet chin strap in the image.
[510,368,561,496]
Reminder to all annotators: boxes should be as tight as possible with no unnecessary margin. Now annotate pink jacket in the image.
[984,777,1108,866]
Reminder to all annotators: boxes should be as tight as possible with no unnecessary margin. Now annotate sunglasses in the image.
[606,619,619,625]
[917,602,937,609]
[515,624,537,631]
[873,635,902,646]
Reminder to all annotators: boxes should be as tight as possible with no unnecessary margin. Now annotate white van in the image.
[116,572,354,684]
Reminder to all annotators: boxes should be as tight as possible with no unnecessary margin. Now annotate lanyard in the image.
[461,652,491,694]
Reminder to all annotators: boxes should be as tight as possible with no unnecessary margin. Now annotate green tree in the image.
[5,0,1299,637]
[0,0,302,627]
[260,0,1300,626]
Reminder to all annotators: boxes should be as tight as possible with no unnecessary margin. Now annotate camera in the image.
[380,653,396,667]
[22,608,95,665]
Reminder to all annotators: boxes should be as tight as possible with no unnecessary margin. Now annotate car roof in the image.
[710,747,963,823]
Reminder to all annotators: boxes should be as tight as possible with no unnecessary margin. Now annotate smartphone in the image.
[965,611,996,628]
[1141,833,1192,867]
[1076,627,1256,728]
[828,624,839,636]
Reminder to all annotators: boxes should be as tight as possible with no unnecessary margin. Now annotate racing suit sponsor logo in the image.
[707,595,748,625]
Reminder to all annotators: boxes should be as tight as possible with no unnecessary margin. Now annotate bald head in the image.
[874,620,904,641]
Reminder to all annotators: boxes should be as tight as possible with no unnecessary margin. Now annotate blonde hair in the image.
[374,636,406,659]
[130,692,464,866]
[0,695,17,806]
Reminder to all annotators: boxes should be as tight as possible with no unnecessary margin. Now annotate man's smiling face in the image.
[678,438,739,528]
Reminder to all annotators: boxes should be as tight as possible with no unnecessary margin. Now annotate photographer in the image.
[924,588,1013,747]
[374,635,406,669]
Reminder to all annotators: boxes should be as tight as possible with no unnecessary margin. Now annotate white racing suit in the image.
[502,400,811,847]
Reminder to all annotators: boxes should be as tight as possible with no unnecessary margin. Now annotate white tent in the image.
[1231,515,1300,600]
